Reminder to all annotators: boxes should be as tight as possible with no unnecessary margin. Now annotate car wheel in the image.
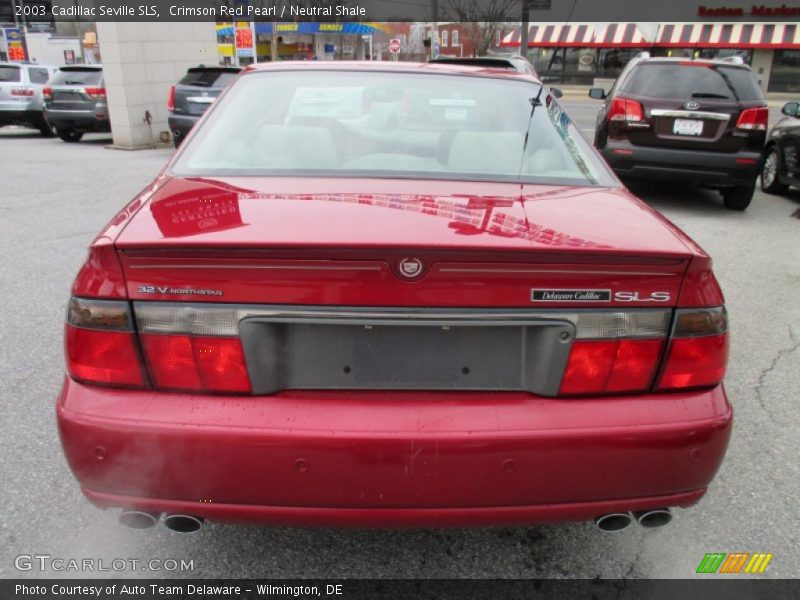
[57,128,83,143]
[721,183,755,211]
[760,146,789,194]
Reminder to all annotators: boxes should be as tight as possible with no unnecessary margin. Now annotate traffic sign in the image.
[389,38,401,54]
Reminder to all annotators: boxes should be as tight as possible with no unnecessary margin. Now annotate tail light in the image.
[140,334,250,393]
[65,298,147,388]
[66,240,251,393]
[11,87,35,97]
[134,303,251,393]
[42,86,52,99]
[608,97,644,123]
[656,307,728,391]
[167,84,175,112]
[558,310,670,395]
[736,107,768,131]
[65,296,252,393]
[84,87,106,99]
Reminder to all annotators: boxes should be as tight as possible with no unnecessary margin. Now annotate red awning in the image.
[501,22,800,49]
[656,23,800,48]
[500,23,649,48]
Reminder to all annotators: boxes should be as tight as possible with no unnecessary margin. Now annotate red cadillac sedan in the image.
[57,62,731,534]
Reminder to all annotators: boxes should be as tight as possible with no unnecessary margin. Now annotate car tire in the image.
[57,129,83,143]
[721,183,755,211]
[760,146,789,195]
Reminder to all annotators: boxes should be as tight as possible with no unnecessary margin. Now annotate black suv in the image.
[168,65,241,147]
[590,54,767,210]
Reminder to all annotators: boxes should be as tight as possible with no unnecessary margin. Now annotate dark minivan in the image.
[168,65,241,147]
[590,54,767,210]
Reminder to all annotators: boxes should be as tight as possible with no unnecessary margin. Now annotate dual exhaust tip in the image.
[120,508,671,533]
[118,511,204,533]
[595,508,672,532]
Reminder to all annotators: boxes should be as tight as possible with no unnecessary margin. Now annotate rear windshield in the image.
[0,66,21,82]
[179,69,239,88]
[50,69,102,86]
[621,63,763,101]
[172,70,616,187]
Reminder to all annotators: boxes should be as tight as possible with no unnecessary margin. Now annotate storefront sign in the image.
[698,4,800,17]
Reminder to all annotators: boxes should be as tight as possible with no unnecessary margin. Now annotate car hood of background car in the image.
[113,176,695,258]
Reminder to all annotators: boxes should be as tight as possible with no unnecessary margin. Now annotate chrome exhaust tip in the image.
[633,508,672,528]
[118,510,160,529]
[163,514,204,533]
[594,512,632,532]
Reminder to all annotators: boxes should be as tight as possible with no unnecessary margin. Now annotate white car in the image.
[0,62,59,136]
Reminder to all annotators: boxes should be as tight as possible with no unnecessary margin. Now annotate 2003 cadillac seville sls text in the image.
[57,62,732,532]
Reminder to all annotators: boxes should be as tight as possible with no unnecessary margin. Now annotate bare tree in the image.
[445,0,518,56]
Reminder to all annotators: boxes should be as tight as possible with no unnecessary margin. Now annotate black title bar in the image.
[3,0,800,23]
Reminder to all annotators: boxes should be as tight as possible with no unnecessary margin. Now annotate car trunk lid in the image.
[114,176,693,309]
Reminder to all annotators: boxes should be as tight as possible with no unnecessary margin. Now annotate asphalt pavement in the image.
[0,107,798,579]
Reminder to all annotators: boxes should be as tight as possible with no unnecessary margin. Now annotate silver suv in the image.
[43,65,109,143]
[0,62,59,136]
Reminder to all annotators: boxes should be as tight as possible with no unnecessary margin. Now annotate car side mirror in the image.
[588,88,606,100]
[549,87,563,99]
[782,102,799,117]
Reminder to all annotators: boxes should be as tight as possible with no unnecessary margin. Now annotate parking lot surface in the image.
[1,105,798,579]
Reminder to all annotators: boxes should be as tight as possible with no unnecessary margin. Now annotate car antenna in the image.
[518,84,547,179]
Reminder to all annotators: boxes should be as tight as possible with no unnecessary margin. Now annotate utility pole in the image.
[519,0,529,58]
[271,21,277,61]
[430,0,438,59]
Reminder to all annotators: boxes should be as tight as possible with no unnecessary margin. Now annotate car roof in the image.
[431,56,516,65]
[243,60,541,83]
[187,65,242,72]
[59,64,103,70]
[637,56,751,69]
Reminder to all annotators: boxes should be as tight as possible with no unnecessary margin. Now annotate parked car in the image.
[168,65,241,147]
[58,62,731,533]
[589,54,768,210]
[428,55,563,98]
[43,65,109,143]
[761,100,800,194]
[0,62,59,136]
[429,55,537,76]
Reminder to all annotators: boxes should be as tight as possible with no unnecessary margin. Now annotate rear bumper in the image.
[45,109,110,132]
[57,378,732,527]
[602,141,761,185]
[0,108,41,126]
[168,113,199,144]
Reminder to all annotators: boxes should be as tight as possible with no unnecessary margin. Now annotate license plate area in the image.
[673,118,704,136]
[240,312,575,396]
